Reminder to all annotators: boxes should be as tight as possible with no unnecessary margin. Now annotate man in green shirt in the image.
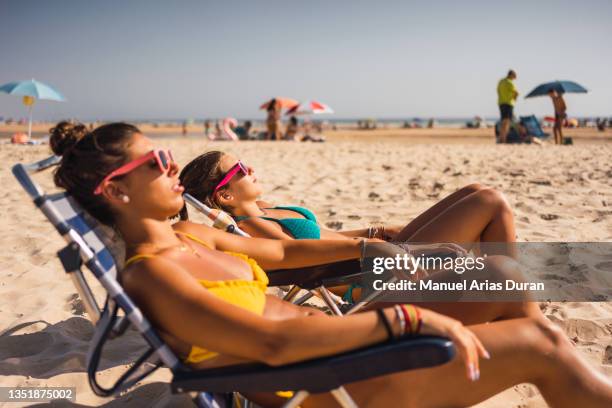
[497,70,519,143]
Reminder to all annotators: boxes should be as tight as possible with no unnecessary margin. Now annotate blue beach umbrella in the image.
[0,79,66,138]
[525,80,588,98]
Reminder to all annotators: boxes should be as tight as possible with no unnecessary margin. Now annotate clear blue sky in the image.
[1,0,611,120]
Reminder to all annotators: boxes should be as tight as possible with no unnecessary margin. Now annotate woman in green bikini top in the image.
[178,151,518,256]
[233,205,321,239]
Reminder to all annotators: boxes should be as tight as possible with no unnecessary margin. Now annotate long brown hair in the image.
[50,121,141,225]
[178,151,231,220]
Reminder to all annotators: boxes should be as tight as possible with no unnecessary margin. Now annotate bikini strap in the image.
[125,232,211,267]
[175,230,213,249]
[125,253,157,267]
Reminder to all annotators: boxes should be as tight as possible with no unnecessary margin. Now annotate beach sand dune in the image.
[1,134,610,407]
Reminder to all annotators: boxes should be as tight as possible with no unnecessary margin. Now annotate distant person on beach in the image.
[548,90,567,145]
[203,120,211,138]
[181,121,188,136]
[266,98,282,141]
[234,120,253,140]
[497,70,519,143]
[284,116,299,141]
[214,120,221,139]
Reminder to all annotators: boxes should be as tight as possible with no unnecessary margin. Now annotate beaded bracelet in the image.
[399,304,412,335]
[376,309,394,341]
[393,305,406,337]
[399,304,422,335]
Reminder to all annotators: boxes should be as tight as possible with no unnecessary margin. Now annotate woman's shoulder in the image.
[172,220,218,247]
[122,253,185,294]
[173,220,215,234]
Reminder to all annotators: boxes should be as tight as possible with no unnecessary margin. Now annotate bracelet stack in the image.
[393,304,422,337]
[378,305,423,341]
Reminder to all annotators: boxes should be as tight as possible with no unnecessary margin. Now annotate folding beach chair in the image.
[12,156,455,408]
[519,115,550,140]
[495,115,550,144]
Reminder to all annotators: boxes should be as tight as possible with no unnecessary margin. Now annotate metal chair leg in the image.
[294,291,314,305]
[283,285,302,302]
[282,390,309,408]
[317,287,344,316]
[330,386,359,408]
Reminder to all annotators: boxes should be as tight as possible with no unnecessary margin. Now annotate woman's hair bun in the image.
[49,121,89,156]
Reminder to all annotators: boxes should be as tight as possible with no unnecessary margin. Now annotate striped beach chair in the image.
[12,155,455,408]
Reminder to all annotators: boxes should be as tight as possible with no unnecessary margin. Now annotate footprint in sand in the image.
[604,346,612,365]
[540,214,560,221]
[594,261,612,272]
[326,221,343,230]
[529,179,552,186]
[66,293,86,316]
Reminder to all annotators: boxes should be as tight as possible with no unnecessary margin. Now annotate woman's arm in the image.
[123,256,386,365]
[124,257,487,375]
[335,225,404,240]
[174,221,362,270]
[336,228,370,238]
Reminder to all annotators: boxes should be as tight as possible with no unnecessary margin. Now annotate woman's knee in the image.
[462,183,487,194]
[482,255,524,282]
[525,317,568,356]
[476,188,512,212]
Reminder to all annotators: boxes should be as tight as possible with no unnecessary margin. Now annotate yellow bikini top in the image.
[124,231,269,363]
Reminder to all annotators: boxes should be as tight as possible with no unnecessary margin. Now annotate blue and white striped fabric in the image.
[48,192,124,275]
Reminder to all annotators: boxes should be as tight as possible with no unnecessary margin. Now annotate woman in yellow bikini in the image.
[49,121,612,407]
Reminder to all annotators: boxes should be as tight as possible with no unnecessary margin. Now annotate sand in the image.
[1,126,611,407]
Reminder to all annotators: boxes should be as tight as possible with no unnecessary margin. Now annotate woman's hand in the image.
[379,225,403,241]
[418,308,490,381]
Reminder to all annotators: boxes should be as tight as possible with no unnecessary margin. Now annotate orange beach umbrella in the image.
[259,97,299,110]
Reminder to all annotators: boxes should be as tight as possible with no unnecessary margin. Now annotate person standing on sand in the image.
[266,98,282,141]
[203,119,211,138]
[548,89,567,145]
[497,70,519,143]
[214,120,221,139]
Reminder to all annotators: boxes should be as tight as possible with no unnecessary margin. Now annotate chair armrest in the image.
[171,336,454,394]
[267,259,361,289]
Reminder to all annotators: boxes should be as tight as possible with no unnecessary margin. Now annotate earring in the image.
[121,195,130,203]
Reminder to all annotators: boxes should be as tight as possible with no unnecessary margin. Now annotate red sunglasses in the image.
[93,149,174,195]
[214,161,249,192]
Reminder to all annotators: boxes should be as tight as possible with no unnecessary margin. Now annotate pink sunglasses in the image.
[93,149,174,195]
[214,161,249,192]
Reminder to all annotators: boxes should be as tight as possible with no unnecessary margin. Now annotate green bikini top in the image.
[234,206,321,239]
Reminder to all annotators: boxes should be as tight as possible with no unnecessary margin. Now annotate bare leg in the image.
[395,183,487,242]
[499,118,510,143]
[304,318,612,407]
[401,187,516,257]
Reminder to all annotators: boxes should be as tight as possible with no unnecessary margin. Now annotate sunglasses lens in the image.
[158,151,168,169]
[239,162,248,174]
